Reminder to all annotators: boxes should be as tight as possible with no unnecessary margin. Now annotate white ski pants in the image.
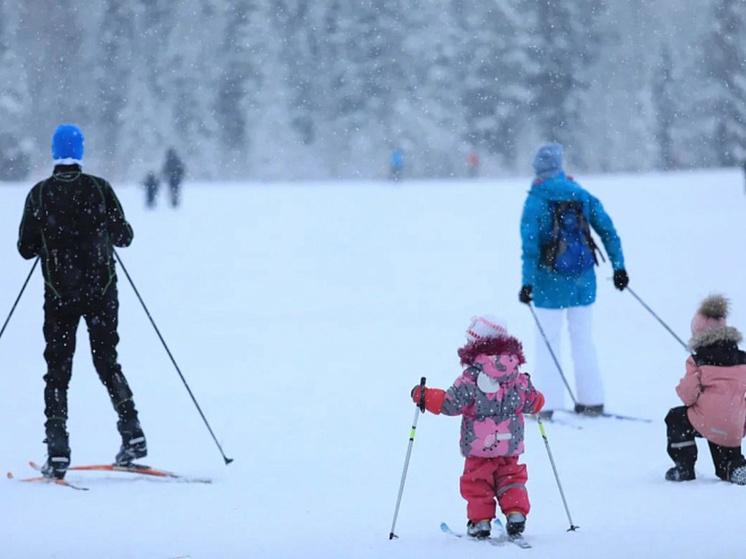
[532,304,604,411]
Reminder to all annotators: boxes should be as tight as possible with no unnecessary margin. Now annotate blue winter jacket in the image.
[520,173,625,309]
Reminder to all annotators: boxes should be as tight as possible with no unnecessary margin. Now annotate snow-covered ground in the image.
[1,168,744,558]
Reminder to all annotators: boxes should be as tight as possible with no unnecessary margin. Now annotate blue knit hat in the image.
[532,142,563,180]
[52,124,84,164]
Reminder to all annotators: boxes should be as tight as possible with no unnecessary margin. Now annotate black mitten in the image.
[519,285,533,304]
[613,269,629,291]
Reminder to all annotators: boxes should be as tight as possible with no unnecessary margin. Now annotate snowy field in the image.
[0,168,744,558]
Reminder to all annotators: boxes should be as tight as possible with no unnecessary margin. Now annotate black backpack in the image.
[540,200,604,276]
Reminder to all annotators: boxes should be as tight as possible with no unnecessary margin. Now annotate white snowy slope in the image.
[0,169,744,559]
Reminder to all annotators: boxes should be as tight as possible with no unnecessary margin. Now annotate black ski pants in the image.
[665,406,746,480]
[42,284,138,435]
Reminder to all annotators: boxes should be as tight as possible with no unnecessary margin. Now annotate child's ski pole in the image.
[389,377,426,539]
[536,416,579,532]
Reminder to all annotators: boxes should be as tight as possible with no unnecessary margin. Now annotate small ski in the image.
[440,521,506,546]
[30,461,211,484]
[507,533,532,549]
[441,522,531,549]
[556,409,651,423]
[598,411,651,423]
[6,471,89,491]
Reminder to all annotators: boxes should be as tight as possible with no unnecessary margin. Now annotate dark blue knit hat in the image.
[532,143,563,180]
[52,124,84,163]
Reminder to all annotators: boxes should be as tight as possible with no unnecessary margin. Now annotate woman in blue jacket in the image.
[519,143,629,418]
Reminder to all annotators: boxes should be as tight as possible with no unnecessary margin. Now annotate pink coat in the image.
[676,356,746,447]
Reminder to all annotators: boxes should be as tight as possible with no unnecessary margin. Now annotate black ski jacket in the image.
[17,165,133,300]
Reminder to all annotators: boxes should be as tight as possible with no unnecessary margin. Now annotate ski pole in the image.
[536,416,579,532]
[626,287,687,350]
[0,257,38,345]
[114,250,233,465]
[389,376,427,540]
[527,303,577,405]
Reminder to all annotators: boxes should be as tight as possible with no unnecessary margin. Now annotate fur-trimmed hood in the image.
[689,325,743,352]
[458,335,526,367]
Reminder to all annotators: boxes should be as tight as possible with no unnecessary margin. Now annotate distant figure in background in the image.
[665,294,746,485]
[519,142,628,420]
[143,171,160,209]
[162,148,185,207]
[467,151,480,178]
[390,148,405,181]
[17,124,147,480]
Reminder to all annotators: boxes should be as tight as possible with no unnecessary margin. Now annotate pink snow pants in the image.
[460,456,530,522]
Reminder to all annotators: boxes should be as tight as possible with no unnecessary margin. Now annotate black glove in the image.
[613,269,629,291]
[519,285,533,304]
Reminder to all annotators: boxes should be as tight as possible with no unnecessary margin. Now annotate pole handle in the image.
[417,377,426,412]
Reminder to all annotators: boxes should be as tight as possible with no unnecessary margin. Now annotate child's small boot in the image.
[727,463,746,485]
[466,519,491,539]
[665,463,695,481]
[506,512,526,536]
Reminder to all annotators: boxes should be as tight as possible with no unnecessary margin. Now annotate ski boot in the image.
[42,419,70,480]
[665,463,695,481]
[728,463,746,485]
[467,519,491,539]
[506,512,526,536]
[115,419,147,466]
[574,404,604,417]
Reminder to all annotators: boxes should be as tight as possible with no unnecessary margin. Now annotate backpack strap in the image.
[571,202,606,265]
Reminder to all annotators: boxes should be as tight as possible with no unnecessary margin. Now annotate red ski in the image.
[30,461,211,484]
[6,470,89,491]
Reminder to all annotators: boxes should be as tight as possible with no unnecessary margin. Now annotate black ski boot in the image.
[506,512,526,536]
[665,463,695,481]
[42,419,70,480]
[574,404,604,417]
[730,465,746,485]
[115,418,147,466]
[466,519,491,539]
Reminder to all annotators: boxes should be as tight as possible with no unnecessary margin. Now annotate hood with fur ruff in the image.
[689,325,743,352]
[458,335,526,367]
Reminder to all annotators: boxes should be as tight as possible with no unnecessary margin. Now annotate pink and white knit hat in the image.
[466,314,508,342]
[690,294,729,335]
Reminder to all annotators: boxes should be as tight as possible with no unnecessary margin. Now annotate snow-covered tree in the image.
[397,0,467,177]
[0,0,732,179]
[116,0,176,179]
[316,0,410,177]
[525,0,605,170]
[651,45,679,170]
[271,0,323,147]
[215,0,254,151]
[96,0,135,172]
[458,0,533,167]
[0,0,32,179]
[17,0,87,171]
[705,0,746,165]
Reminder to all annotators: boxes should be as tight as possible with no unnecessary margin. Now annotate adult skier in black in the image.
[162,147,185,207]
[17,124,147,480]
